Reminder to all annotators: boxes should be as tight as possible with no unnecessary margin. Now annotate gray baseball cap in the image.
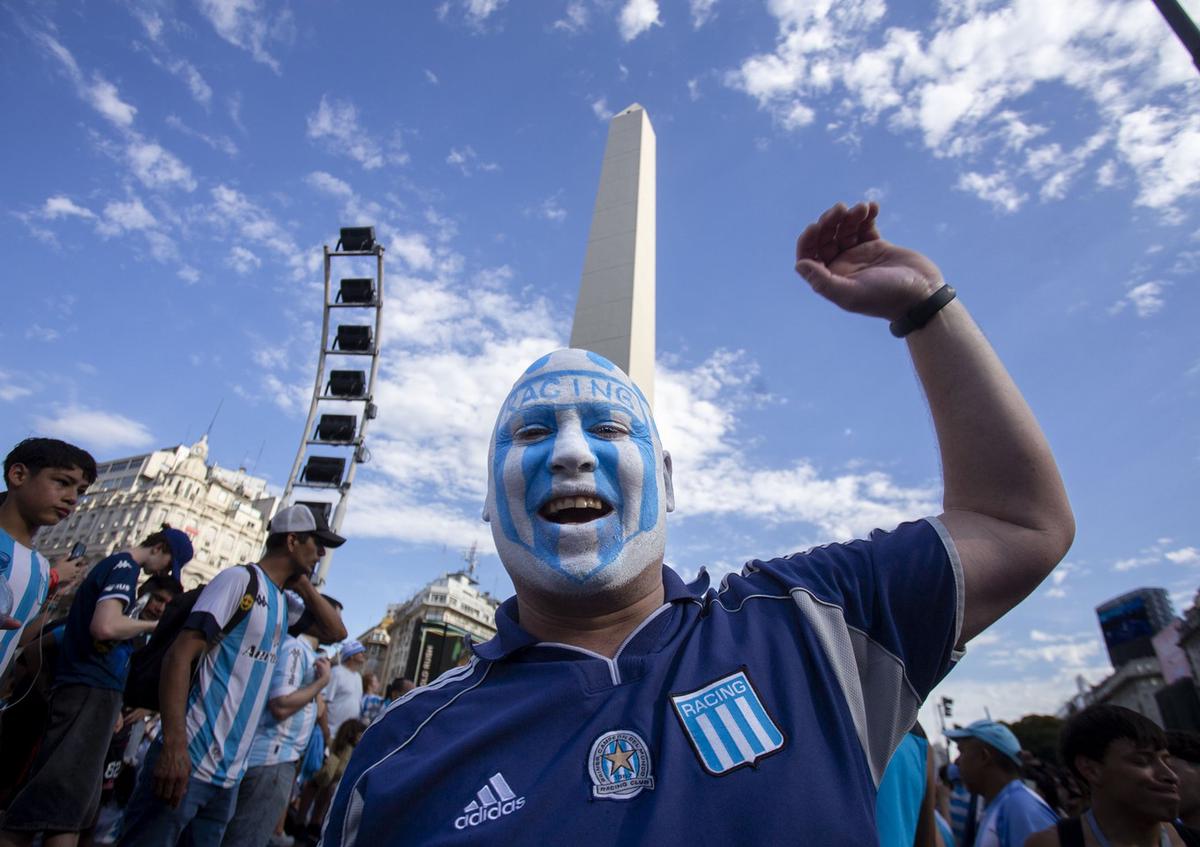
[269,504,346,548]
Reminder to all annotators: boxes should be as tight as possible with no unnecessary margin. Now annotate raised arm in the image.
[796,201,1074,644]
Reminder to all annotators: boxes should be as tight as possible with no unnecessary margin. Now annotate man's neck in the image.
[0,499,34,547]
[1091,797,1167,846]
[256,554,294,590]
[979,772,1017,805]
[515,570,666,659]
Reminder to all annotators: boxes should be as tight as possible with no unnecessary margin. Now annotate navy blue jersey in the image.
[323,518,963,846]
[55,552,140,690]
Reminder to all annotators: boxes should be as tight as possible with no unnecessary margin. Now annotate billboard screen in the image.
[1099,596,1155,649]
[404,619,472,687]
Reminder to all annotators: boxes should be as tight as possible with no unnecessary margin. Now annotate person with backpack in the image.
[119,505,347,847]
[1025,705,1200,847]
[220,594,344,847]
[0,524,193,847]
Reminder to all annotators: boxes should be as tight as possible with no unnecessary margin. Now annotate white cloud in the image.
[32,405,155,451]
[206,185,306,278]
[34,32,137,128]
[1166,547,1200,566]
[687,78,701,101]
[690,0,717,28]
[88,78,138,127]
[126,140,197,191]
[96,198,157,236]
[25,324,61,342]
[307,96,405,170]
[390,234,436,271]
[166,115,238,156]
[42,195,95,221]
[1110,280,1167,318]
[956,170,1027,212]
[553,1,589,33]
[447,146,499,175]
[618,0,662,41]
[591,98,614,121]
[1111,537,1197,571]
[725,0,1200,217]
[424,69,440,84]
[0,371,32,402]
[465,0,507,25]
[530,195,567,222]
[226,245,262,274]
[178,266,201,284]
[195,0,291,72]
[306,171,354,197]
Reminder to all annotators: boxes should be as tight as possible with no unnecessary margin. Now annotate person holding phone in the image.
[0,525,194,847]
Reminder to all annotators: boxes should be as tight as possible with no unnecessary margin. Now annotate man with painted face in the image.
[322,201,1075,845]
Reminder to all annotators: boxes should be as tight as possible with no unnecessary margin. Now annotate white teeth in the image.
[544,496,604,515]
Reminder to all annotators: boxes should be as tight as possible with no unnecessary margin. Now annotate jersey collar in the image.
[473,564,706,661]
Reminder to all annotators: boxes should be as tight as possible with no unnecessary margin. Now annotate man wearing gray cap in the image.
[947,719,1057,847]
[121,505,348,847]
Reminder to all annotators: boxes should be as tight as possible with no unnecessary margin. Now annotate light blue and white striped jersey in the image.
[246,635,318,768]
[181,564,304,787]
[0,529,50,680]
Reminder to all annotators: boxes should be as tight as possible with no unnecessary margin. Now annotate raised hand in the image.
[314,657,332,685]
[795,201,943,322]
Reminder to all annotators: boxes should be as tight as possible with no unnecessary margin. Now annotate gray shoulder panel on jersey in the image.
[788,517,964,787]
[335,658,492,847]
[790,588,918,787]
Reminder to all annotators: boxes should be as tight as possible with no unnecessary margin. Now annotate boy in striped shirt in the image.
[220,595,344,847]
[120,505,348,847]
[0,438,95,681]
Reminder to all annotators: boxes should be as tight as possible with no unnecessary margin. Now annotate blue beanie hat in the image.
[162,527,194,582]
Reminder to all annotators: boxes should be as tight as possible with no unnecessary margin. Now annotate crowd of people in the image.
[0,200,1196,845]
[0,438,414,847]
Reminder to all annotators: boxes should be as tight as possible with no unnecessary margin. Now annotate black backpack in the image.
[124,565,259,710]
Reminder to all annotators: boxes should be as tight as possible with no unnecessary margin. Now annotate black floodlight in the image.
[297,500,333,524]
[337,226,376,252]
[327,370,366,398]
[302,456,346,485]
[338,278,375,304]
[315,414,356,442]
[334,325,372,352]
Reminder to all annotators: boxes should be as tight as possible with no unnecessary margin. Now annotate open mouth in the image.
[539,495,614,524]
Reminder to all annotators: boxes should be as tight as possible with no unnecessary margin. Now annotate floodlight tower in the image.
[283,227,384,585]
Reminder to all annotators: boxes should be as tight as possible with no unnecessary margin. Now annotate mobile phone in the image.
[69,541,87,559]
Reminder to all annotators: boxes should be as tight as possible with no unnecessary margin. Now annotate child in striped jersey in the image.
[0,438,95,681]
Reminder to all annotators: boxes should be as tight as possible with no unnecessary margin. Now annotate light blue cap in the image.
[945,719,1023,767]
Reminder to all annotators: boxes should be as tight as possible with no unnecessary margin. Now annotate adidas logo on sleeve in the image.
[453,773,524,830]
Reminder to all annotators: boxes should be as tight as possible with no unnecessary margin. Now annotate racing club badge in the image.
[588,729,655,800]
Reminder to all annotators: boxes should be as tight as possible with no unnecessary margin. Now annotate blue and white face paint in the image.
[484,349,674,597]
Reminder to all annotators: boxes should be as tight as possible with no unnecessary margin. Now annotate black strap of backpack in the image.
[1175,822,1200,847]
[215,565,259,643]
[1057,818,1085,847]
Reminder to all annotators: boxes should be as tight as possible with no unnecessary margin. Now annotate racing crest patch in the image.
[670,668,785,776]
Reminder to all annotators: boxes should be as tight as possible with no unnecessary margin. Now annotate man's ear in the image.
[1074,754,1102,786]
[663,451,675,513]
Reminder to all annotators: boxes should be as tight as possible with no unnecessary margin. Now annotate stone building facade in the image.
[359,571,499,688]
[36,435,278,589]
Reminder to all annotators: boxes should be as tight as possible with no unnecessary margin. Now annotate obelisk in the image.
[569,103,656,406]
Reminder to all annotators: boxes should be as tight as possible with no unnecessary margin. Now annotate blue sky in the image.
[2,0,1198,737]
